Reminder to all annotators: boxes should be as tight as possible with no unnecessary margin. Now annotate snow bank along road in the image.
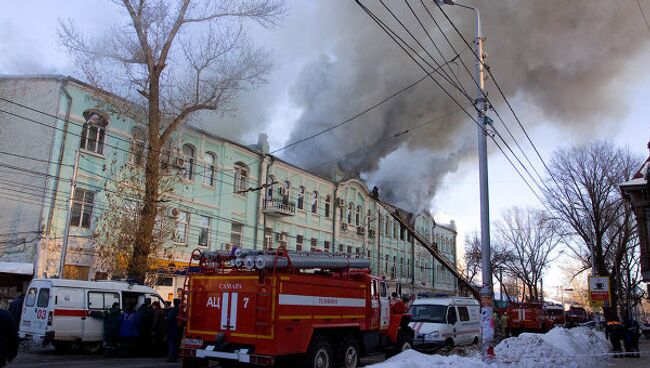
[368,327,612,368]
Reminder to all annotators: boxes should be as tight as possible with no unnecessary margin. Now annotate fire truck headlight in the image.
[215,332,225,343]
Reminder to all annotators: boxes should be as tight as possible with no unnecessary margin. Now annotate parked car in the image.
[19,278,163,352]
[408,297,480,352]
[640,322,650,339]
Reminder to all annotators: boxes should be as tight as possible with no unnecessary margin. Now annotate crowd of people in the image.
[102,298,182,362]
[606,315,641,358]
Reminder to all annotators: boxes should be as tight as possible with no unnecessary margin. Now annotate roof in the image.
[621,156,650,189]
[29,278,157,293]
[413,296,479,306]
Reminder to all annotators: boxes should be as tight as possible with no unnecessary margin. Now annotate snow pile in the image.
[496,327,609,368]
[369,349,487,368]
[367,327,610,368]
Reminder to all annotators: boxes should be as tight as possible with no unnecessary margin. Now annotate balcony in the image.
[356,227,365,235]
[263,198,296,216]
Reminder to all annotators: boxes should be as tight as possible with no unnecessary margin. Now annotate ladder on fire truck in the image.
[378,200,480,300]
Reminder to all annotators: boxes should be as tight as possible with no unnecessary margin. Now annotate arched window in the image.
[347,203,353,224]
[355,205,361,226]
[385,215,390,236]
[265,176,275,200]
[311,191,318,214]
[281,181,291,204]
[297,186,305,210]
[203,152,216,186]
[80,111,108,155]
[324,195,331,217]
[234,162,249,194]
[181,144,195,180]
[129,127,146,166]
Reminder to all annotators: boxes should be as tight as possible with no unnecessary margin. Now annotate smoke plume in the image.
[274,0,649,212]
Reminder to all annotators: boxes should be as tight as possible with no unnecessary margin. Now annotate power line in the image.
[637,0,650,34]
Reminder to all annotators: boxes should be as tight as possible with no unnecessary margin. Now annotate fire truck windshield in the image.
[408,304,447,323]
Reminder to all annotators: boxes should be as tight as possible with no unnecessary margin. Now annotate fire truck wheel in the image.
[336,335,360,368]
[82,342,102,354]
[305,334,333,368]
[386,330,413,358]
[52,341,71,354]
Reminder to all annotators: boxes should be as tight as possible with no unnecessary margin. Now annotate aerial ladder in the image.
[377,200,480,300]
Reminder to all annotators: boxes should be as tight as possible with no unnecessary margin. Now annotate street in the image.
[10,346,386,368]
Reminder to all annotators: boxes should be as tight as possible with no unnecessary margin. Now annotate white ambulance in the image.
[19,278,163,352]
[408,296,481,351]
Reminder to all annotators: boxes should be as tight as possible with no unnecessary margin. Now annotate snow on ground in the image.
[367,327,611,368]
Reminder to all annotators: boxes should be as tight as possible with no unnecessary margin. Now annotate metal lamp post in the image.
[435,0,494,361]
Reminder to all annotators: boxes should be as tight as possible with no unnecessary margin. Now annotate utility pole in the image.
[58,150,80,278]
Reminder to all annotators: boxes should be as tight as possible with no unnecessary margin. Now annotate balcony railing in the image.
[263,198,296,216]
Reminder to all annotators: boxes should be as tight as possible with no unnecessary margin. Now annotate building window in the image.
[297,186,305,210]
[407,259,410,277]
[282,181,291,204]
[367,210,372,231]
[203,152,216,187]
[400,226,406,241]
[198,215,210,247]
[347,204,353,224]
[324,196,331,217]
[80,111,108,155]
[324,241,330,252]
[264,228,273,250]
[385,216,389,236]
[279,232,288,248]
[385,255,389,274]
[394,222,399,239]
[355,205,361,226]
[129,127,146,166]
[230,223,243,247]
[71,189,94,228]
[181,144,195,180]
[347,245,353,254]
[296,235,303,251]
[310,238,318,251]
[311,191,318,214]
[174,210,189,243]
[265,176,275,200]
[339,244,344,252]
[234,163,249,194]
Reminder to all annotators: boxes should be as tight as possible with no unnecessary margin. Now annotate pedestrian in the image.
[500,311,509,338]
[166,298,181,363]
[103,302,121,357]
[118,302,140,358]
[151,301,167,356]
[137,298,153,355]
[7,294,23,332]
[0,309,18,367]
[622,315,640,358]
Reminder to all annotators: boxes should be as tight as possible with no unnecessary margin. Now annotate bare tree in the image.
[543,140,641,320]
[463,233,510,297]
[59,0,285,281]
[493,207,561,301]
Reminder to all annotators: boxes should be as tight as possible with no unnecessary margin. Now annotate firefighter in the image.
[103,302,121,357]
[606,319,625,358]
[165,298,181,363]
[151,301,167,356]
[390,294,407,314]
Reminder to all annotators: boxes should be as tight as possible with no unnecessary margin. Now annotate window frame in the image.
[297,186,305,210]
[36,288,50,308]
[296,235,304,251]
[87,291,120,310]
[324,195,331,217]
[174,210,190,244]
[80,111,108,155]
[71,188,95,229]
[311,191,318,214]
[457,306,470,322]
[198,215,211,247]
[181,144,195,180]
[129,127,146,166]
[230,222,243,247]
[203,152,217,187]
[234,163,249,194]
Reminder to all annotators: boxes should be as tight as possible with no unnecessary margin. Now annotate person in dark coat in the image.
[7,295,23,332]
[0,309,18,367]
[136,298,153,355]
[103,302,121,357]
[622,316,640,358]
[118,303,140,358]
[151,301,166,356]
[165,298,181,363]
[607,320,625,358]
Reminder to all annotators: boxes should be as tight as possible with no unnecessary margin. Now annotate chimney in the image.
[257,133,269,154]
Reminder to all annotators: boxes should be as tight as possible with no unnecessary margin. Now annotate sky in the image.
[1,0,648,294]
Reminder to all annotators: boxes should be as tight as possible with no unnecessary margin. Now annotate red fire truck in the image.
[179,247,414,368]
[507,302,555,336]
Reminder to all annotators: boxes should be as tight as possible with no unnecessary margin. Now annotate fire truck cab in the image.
[180,247,414,368]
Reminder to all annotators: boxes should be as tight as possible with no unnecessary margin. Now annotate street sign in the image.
[588,276,611,307]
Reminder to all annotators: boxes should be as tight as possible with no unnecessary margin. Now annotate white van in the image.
[19,278,163,352]
[408,296,480,351]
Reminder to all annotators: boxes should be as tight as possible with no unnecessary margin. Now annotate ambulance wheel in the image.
[444,338,454,350]
[52,341,71,354]
[305,334,333,368]
[472,336,479,345]
[336,335,360,368]
[182,357,209,368]
[83,341,103,354]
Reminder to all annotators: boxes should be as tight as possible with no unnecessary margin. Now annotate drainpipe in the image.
[253,153,266,249]
[332,187,338,252]
[38,81,72,277]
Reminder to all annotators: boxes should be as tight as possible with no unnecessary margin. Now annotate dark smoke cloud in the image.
[277,0,650,211]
